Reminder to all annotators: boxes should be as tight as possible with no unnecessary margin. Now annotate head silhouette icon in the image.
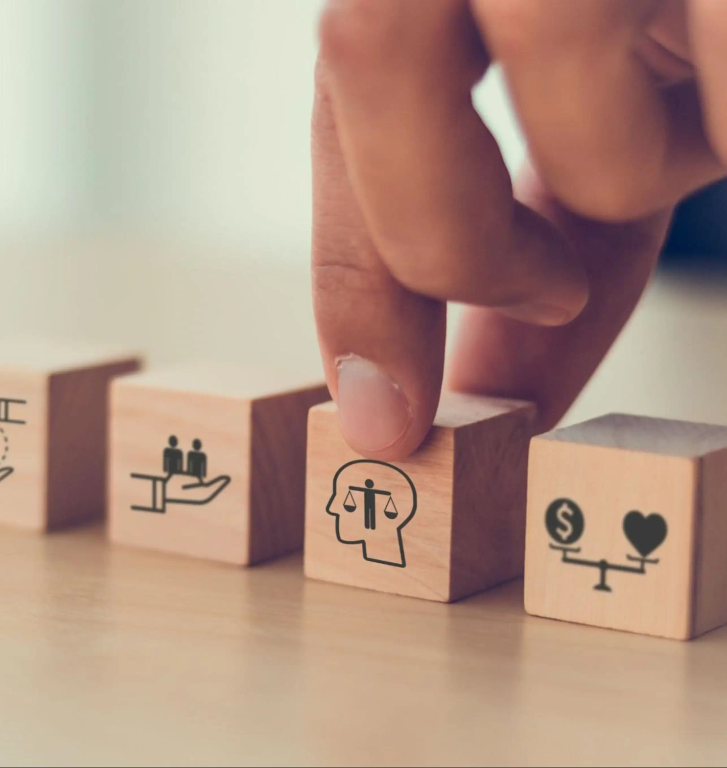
[327,460,417,567]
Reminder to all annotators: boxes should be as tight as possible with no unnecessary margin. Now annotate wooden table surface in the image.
[1,524,726,767]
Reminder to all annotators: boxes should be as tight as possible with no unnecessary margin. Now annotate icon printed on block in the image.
[327,460,417,568]
[545,498,584,546]
[0,397,27,485]
[0,397,27,426]
[130,434,231,514]
[545,498,668,592]
[623,511,668,558]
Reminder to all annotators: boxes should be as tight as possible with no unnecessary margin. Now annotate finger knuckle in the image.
[313,257,384,301]
[384,240,502,303]
[386,250,452,298]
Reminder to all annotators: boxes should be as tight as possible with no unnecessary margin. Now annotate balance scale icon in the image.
[344,480,399,531]
[545,498,668,592]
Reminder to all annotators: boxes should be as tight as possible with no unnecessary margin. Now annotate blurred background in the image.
[2,0,727,426]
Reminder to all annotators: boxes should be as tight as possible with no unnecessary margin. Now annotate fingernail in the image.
[499,302,573,327]
[336,355,412,452]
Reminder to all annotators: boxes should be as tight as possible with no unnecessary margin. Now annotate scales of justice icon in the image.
[327,460,417,568]
[343,480,399,531]
[545,498,668,592]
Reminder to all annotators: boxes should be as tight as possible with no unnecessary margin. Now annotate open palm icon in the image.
[130,436,231,514]
[130,471,231,513]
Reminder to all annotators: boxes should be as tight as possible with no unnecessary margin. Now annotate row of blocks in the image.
[2,342,727,640]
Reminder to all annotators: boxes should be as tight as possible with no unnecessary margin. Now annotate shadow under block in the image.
[109,364,329,565]
[524,413,727,640]
[305,394,536,602]
[0,341,141,530]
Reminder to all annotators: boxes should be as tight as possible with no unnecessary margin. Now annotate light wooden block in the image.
[109,364,329,565]
[305,394,536,602]
[0,340,141,530]
[525,413,727,640]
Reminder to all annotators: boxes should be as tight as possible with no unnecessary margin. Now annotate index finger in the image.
[313,0,590,461]
[320,0,588,324]
[313,65,446,460]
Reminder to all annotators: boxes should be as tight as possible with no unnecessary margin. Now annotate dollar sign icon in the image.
[556,504,574,541]
[545,498,584,546]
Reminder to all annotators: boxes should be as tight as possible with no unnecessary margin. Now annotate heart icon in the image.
[623,511,668,558]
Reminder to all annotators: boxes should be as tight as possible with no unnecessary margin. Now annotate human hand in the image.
[312,0,727,460]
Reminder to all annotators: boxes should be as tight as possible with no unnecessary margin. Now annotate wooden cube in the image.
[0,340,141,530]
[525,413,727,640]
[109,364,329,565]
[305,394,536,602]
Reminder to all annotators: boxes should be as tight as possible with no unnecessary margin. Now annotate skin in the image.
[312,0,727,461]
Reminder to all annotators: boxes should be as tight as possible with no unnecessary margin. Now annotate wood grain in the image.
[48,361,140,528]
[109,364,328,565]
[248,386,331,564]
[0,342,141,530]
[451,400,534,600]
[2,523,727,766]
[693,447,727,637]
[542,412,727,456]
[305,393,536,602]
[0,370,48,530]
[526,413,727,639]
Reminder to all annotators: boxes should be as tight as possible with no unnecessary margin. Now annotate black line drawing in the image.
[0,399,26,485]
[163,435,184,474]
[327,460,417,568]
[345,479,393,531]
[0,398,26,425]
[187,439,207,480]
[545,498,667,592]
[0,427,11,484]
[130,435,231,513]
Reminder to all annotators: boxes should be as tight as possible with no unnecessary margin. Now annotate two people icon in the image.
[163,436,207,479]
[130,434,231,514]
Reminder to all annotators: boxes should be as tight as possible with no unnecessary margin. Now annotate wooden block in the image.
[0,340,141,530]
[525,413,727,640]
[109,363,329,565]
[305,393,536,602]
